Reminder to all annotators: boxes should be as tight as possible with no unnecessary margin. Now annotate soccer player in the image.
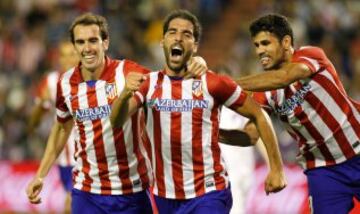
[111,10,286,214]
[26,12,207,213]
[236,14,360,214]
[27,40,79,213]
[25,13,154,213]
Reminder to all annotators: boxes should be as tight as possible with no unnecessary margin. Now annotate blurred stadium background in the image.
[0,0,359,213]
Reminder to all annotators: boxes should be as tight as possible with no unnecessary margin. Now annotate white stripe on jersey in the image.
[56,108,71,119]
[299,56,320,71]
[159,76,176,198]
[80,82,102,193]
[181,79,195,196]
[224,86,242,107]
[115,60,125,94]
[265,91,275,108]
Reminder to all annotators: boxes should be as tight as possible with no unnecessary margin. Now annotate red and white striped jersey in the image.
[35,71,76,167]
[56,57,152,195]
[253,46,360,170]
[134,71,247,199]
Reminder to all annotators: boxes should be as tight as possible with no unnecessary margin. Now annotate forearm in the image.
[110,89,133,128]
[254,110,283,171]
[237,63,312,91]
[36,121,70,178]
[255,138,270,167]
[236,71,289,91]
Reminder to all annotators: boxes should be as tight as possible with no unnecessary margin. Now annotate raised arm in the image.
[236,63,312,91]
[234,95,286,194]
[26,119,73,204]
[110,72,146,128]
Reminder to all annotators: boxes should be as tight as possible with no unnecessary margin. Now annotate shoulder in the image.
[292,46,328,73]
[123,59,151,74]
[58,67,77,85]
[205,70,226,80]
[204,70,241,99]
[293,46,327,61]
[205,70,235,86]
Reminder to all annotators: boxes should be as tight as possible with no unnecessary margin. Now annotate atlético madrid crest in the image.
[105,82,118,99]
[192,80,203,97]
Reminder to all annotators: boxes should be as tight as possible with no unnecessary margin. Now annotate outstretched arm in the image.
[26,119,73,204]
[236,63,312,91]
[110,72,146,128]
[234,95,286,194]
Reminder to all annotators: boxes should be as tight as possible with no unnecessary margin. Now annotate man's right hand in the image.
[264,169,287,195]
[26,177,44,204]
[125,72,147,92]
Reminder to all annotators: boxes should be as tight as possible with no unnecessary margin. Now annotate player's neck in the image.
[81,59,106,81]
[164,66,186,78]
[284,47,294,63]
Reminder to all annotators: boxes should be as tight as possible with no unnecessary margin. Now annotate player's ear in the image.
[282,35,291,50]
[160,39,164,48]
[193,42,198,54]
[103,38,110,51]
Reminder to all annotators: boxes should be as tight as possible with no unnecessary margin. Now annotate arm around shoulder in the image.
[237,63,312,91]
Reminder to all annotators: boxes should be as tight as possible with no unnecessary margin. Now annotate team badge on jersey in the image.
[105,83,118,100]
[192,80,203,97]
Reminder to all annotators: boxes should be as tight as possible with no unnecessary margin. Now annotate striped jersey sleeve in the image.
[292,46,327,74]
[206,72,247,110]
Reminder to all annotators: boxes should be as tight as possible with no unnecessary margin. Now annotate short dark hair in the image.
[69,13,109,44]
[249,14,294,46]
[163,9,202,42]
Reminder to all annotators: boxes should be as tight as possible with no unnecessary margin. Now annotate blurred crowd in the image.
[0,0,359,163]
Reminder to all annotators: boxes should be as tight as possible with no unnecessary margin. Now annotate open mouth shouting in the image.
[170,44,184,63]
